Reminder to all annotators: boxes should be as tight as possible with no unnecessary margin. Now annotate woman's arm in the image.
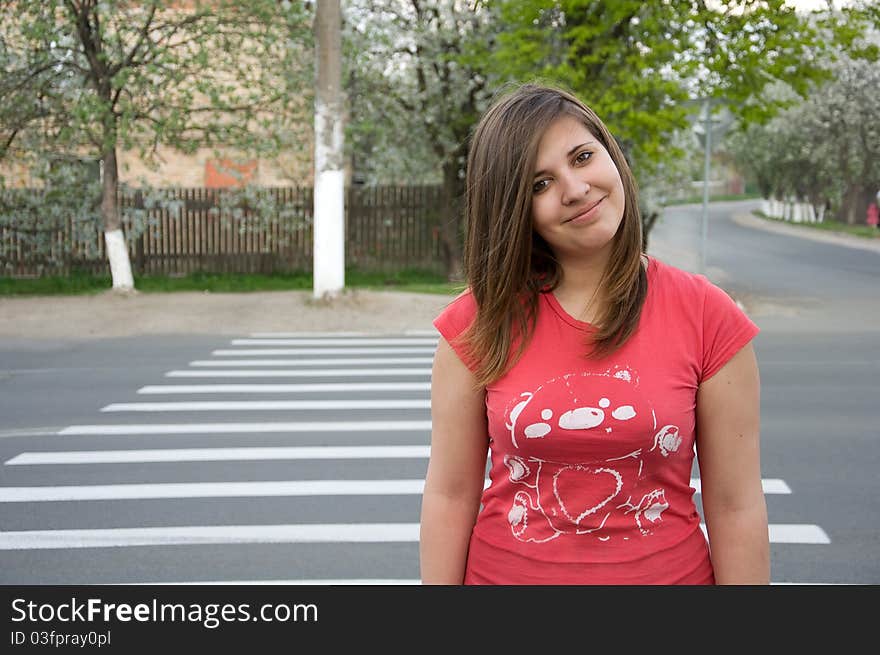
[696,341,770,584]
[419,337,489,584]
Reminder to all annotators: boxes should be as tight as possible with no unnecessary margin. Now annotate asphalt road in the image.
[0,200,877,584]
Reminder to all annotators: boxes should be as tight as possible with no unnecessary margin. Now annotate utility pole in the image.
[700,97,713,277]
[313,0,345,299]
[692,97,722,277]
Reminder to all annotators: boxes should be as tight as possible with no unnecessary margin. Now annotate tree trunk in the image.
[313,0,345,299]
[439,160,464,282]
[101,147,134,291]
[839,184,870,225]
[641,209,659,252]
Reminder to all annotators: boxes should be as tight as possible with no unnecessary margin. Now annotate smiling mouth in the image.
[565,196,607,222]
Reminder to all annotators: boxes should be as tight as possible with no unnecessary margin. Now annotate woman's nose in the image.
[560,170,589,205]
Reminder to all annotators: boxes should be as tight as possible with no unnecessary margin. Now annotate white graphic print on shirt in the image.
[501,366,680,544]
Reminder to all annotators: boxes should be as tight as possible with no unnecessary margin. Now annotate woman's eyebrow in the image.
[533,141,596,178]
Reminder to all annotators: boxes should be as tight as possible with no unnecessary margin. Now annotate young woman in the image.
[419,83,769,585]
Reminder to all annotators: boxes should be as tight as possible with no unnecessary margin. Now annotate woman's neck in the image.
[554,249,611,298]
[551,252,611,323]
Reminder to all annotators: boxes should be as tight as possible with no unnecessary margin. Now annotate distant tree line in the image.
[1,0,878,287]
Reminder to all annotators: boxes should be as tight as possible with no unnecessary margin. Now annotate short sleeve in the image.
[700,279,760,384]
[432,290,479,372]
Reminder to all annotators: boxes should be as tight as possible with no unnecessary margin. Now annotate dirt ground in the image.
[0,288,454,339]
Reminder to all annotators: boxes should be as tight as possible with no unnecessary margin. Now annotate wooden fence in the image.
[0,185,448,277]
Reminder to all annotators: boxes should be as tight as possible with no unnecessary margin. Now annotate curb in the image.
[732,212,880,254]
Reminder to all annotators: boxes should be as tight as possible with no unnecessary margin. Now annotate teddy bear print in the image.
[501,366,680,544]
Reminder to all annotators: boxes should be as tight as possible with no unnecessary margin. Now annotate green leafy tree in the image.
[0,0,312,289]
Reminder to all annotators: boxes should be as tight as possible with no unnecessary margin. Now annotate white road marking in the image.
[6,445,432,465]
[248,331,438,338]
[137,382,431,394]
[691,478,791,494]
[0,479,432,502]
[100,400,431,412]
[188,358,434,367]
[700,523,830,544]
[212,348,436,356]
[0,524,422,550]
[0,427,65,439]
[249,332,381,337]
[231,338,438,346]
[166,369,432,378]
[0,523,829,550]
[0,478,798,500]
[58,420,432,435]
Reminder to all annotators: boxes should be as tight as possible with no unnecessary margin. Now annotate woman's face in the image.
[530,114,626,263]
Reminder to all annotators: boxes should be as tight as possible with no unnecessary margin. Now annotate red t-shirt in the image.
[432,255,760,584]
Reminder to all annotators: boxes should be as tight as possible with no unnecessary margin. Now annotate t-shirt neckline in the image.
[542,289,596,330]
[541,255,655,331]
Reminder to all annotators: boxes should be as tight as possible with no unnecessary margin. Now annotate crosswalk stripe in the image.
[0,478,796,500]
[0,480,431,501]
[212,348,437,356]
[189,358,435,367]
[700,523,830,544]
[249,331,438,338]
[0,524,421,550]
[166,369,432,378]
[101,400,431,412]
[691,478,791,494]
[6,446,432,465]
[230,338,438,346]
[58,421,432,435]
[137,383,432,394]
[0,479,786,501]
[767,524,831,544]
[249,332,374,337]
[0,523,828,550]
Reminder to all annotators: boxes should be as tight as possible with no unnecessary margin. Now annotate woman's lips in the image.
[566,196,606,224]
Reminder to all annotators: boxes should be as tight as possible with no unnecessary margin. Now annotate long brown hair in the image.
[458,83,648,387]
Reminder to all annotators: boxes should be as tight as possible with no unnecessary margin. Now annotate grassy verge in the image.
[0,268,464,297]
[752,211,880,240]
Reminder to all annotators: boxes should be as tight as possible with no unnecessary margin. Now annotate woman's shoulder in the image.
[439,287,476,314]
[433,287,477,337]
[646,255,712,296]
[646,255,752,327]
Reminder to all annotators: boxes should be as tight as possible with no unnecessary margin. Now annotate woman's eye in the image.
[575,151,593,164]
[532,179,549,194]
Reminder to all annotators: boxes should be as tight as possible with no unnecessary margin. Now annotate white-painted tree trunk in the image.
[804,203,816,223]
[313,165,345,297]
[767,197,784,219]
[104,229,134,290]
[313,0,345,299]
